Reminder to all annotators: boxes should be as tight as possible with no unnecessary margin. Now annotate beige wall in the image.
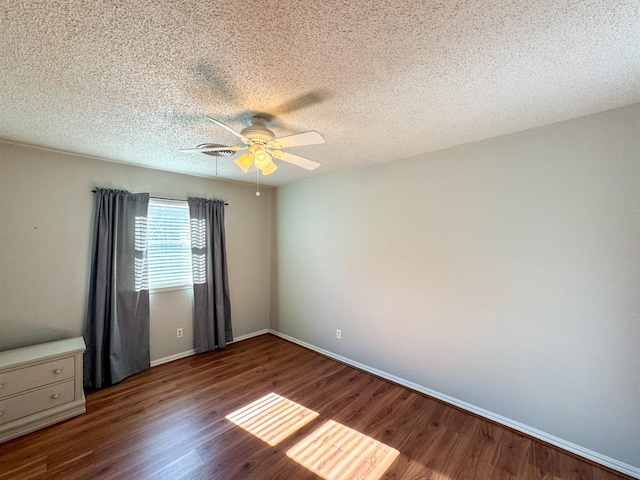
[272,104,640,467]
[0,143,270,360]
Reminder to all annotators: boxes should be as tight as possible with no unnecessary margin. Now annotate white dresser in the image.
[0,337,86,443]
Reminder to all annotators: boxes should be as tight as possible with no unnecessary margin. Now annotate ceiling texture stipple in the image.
[1,1,639,186]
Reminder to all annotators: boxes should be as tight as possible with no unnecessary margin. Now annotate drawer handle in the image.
[54,369,62,374]
[51,393,60,399]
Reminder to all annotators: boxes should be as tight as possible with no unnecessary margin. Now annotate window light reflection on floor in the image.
[225,392,319,446]
[286,420,400,480]
[227,394,399,480]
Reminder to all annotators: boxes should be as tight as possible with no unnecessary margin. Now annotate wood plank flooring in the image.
[0,334,632,480]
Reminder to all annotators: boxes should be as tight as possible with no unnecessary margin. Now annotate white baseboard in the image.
[231,329,269,343]
[269,329,640,479]
[150,329,270,367]
[150,349,196,367]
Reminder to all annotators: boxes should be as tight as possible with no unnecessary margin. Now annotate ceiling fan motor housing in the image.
[241,116,275,144]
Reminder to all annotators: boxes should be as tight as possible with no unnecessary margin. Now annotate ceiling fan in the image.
[180,116,325,176]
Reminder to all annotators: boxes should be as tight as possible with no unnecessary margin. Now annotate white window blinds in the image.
[147,199,193,289]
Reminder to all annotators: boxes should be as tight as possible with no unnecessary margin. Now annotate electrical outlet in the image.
[336,329,341,340]
[177,328,184,339]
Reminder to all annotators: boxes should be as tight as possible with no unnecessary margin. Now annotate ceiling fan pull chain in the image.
[256,168,261,197]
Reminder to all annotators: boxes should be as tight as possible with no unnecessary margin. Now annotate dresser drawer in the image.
[0,380,75,425]
[0,356,75,398]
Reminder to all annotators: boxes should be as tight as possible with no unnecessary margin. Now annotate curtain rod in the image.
[91,190,228,205]
[151,195,229,206]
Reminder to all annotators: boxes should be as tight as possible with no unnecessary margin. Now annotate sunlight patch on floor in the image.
[225,392,319,446]
[286,419,400,480]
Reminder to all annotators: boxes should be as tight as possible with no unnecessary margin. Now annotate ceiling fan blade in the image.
[273,151,321,171]
[272,131,325,149]
[206,116,249,144]
[180,146,245,154]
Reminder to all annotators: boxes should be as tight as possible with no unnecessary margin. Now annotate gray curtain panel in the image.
[188,197,232,352]
[84,188,150,389]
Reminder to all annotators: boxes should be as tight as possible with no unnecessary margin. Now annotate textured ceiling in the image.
[1,1,639,186]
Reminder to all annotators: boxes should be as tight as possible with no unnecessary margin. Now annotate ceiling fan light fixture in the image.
[235,153,253,173]
[251,145,272,170]
[262,160,278,176]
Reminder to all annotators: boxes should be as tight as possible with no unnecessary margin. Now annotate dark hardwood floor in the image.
[0,334,632,479]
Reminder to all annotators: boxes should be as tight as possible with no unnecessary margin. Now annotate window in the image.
[147,199,193,290]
